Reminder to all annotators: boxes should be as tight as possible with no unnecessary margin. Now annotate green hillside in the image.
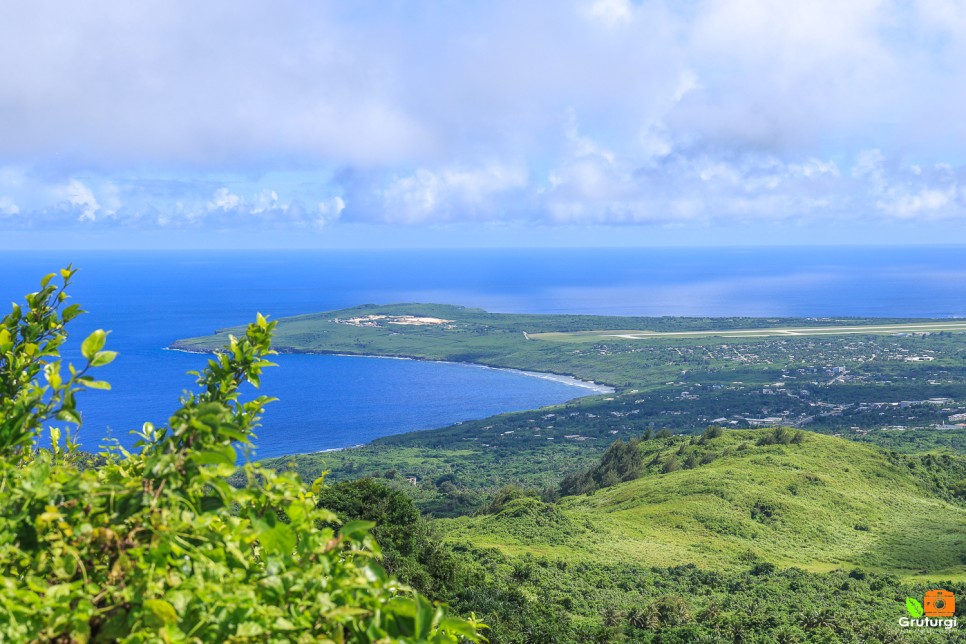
[441,430,966,579]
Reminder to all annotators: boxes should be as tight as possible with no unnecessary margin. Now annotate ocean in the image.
[2,246,965,458]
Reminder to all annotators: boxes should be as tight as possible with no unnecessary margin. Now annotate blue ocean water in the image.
[2,247,966,457]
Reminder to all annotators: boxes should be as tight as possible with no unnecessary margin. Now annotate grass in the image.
[439,430,966,579]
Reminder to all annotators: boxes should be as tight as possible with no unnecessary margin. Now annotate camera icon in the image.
[924,589,955,618]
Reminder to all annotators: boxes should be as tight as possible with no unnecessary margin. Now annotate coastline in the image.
[166,344,615,395]
[167,343,614,456]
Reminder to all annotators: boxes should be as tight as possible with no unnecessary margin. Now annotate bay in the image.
[2,246,965,458]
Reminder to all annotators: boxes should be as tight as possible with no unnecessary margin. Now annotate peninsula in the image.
[174,303,966,498]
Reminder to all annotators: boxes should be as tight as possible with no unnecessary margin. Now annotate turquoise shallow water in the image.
[1,247,965,457]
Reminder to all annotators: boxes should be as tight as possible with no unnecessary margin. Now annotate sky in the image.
[3,0,966,248]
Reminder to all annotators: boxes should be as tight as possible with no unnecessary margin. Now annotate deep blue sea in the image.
[2,247,966,458]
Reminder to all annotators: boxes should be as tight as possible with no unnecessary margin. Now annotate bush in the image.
[662,457,680,474]
[0,270,484,642]
[700,424,724,442]
[559,438,644,497]
[756,427,806,446]
[481,483,538,514]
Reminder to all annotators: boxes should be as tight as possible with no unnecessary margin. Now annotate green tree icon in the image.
[906,597,925,618]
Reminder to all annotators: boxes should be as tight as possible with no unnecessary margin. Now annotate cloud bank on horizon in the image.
[2,0,966,245]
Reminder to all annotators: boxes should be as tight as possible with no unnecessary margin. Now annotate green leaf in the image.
[339,520,376,542]
[61,303,83,322]
[362,562,388,583]
[44,362,62,389]
[78,378,111,390]
[55,408,81,425]
[144,599,178,625]
[90,350,118,367]
[439,615,486,640]
[906,597,924,618]
[216,426,249,443]
[411,594,438,638]
[97,608,130,640]
[191,444,237,466]
[199,495,226,512]
[259,523,296,555]
[285,502,307,523]
[80,329,107,361]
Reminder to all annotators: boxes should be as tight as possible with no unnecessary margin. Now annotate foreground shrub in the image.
[0,269,484,642]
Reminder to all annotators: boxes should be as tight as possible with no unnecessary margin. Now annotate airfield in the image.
[528,321,966,342]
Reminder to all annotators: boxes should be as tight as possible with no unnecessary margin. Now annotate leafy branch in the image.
[0,269,485,642]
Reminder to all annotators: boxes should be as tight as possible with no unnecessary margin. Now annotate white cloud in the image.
[315,196,345,228]
[58,180,100,222]
[794,159,840,179]
[0,0,960,175]
[206,187,242,212]
[379,164,528,223]
[251,189,285,215]
[877,187,955,218]
[2,0,966,239]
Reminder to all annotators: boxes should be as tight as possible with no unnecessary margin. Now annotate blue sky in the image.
[3,0,966,248]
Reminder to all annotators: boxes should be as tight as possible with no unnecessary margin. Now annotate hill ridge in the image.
[441,429,966,579]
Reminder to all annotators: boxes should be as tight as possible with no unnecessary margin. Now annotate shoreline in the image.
[166,344,614,456]
[166,344,615,394]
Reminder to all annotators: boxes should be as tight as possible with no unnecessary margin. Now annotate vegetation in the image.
[314,478,471,599]
[419,430,966,640]
[134,299,966,639]
[558,437,644,497]
[447,554,966,643]
[441,430,966,576]
[314,432,966,641]
[0,271,484,642]
[179,303,966,520]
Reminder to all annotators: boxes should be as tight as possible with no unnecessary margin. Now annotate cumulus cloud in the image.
[377,164,528,223]
[0,0,960,169]
[58,180,100,222]
[877,187,956,219]
[1,0,966,239]
[207,188,242,213]
[316,196,345,228]
[863,157,964,219]
[251,190,285,215]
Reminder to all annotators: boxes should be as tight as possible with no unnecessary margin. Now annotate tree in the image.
[315,478,471,598]
[559,438,643,497]
[0,269,485,643]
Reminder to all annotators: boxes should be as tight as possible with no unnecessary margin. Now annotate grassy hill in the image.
[440,430,966,579]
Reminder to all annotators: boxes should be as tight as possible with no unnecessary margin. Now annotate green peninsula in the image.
[175,304,966,509]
